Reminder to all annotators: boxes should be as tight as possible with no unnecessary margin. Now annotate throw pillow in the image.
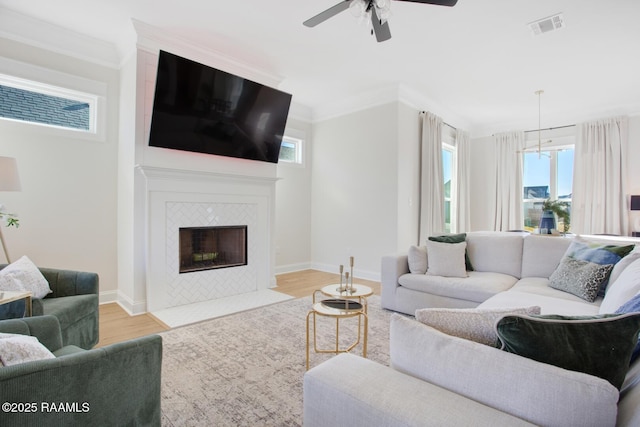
[0,333,55,366]
[424,240,467,278]
[0,256,52,299]
[615,292,640,363]
[600,257,640,314]
[609,252,640,288]
[565,239,635,295]
[549,257,613,302]
[496,313,640,389]
[408,245,428,274]
[428,233,474,271]
[415,306,541,346]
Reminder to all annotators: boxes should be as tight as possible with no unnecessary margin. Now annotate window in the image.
[523,146,574,232]
[0,74,98,134]
[443,143,457,233]
[279,135,304,165]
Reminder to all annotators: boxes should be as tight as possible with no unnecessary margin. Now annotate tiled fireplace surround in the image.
[138,166,278,314]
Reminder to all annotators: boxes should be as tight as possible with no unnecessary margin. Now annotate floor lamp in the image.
[0,156,21,263]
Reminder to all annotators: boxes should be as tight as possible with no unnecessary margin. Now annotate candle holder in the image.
[336,257,356,294]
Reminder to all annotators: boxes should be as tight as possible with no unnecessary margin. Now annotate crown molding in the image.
[132,19,284,89]
[310,82,471,130]
[0,7,120,69]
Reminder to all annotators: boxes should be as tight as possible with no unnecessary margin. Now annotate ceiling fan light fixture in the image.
[349,0,391,25]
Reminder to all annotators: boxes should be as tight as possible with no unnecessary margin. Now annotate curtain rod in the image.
[418,111,457,131]
[524,124,575,133]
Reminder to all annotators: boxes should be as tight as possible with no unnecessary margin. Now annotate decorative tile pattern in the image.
[165,202,258,307]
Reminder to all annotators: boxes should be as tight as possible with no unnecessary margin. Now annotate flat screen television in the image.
[148,50,292,163]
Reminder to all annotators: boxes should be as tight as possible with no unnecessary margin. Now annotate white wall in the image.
[396,102,421,250]
[275,118,313,273]
[0,38,119,295]
[310,103,400,280]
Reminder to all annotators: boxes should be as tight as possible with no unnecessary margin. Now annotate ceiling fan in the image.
[303,0,458,42]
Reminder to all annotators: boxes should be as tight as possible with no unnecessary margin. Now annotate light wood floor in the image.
[97,269,381,347]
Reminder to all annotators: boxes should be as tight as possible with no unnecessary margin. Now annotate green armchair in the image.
[0,315,162,426]
[0,264,99,349]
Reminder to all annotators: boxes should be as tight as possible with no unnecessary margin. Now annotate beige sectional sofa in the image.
[304,232,640,426]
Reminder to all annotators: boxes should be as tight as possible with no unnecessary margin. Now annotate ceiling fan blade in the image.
[371,7,392,42]
[394,0,458,6]
[303,1,351,27]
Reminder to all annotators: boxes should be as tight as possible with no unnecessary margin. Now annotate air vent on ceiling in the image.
[528,13,565,36]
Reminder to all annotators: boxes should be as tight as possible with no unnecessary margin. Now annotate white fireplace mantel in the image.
[133,165,278,313]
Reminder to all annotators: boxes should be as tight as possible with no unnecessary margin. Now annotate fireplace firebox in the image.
[179,225,247,273]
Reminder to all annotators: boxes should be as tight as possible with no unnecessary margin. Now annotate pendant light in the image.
[535,89,544,159]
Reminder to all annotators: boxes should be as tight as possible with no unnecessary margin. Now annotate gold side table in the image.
[306,287,371,370]
[0,291,33,317]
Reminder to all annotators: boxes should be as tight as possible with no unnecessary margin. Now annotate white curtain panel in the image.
[493,131,525,231]
[455,129,471,233]
[572,116,629,235]
[419,111,445,243]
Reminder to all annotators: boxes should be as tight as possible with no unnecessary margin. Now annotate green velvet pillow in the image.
[496,313,640,389]
[428,233,474,271]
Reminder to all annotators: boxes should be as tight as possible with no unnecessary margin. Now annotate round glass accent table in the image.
[306,285,372,370]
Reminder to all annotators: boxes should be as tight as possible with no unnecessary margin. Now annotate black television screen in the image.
[148,50,292,163]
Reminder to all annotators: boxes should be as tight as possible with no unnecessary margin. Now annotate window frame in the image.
[278,133,305,167]
[0,57,106,142]
[522,137,575,231]
[442,140,457,234]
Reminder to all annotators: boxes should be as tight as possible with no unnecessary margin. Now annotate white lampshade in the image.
[0,156,21,192]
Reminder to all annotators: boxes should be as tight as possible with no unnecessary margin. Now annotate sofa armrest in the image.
[0,315,63,352]
[381,254,409,311]
[39,267,99,298]
[390,314,619,427]
[0,334,162,426]
[304,353,534,427]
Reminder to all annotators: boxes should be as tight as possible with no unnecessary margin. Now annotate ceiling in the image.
[1,0,639,136]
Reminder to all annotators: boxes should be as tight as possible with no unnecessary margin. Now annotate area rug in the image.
[160,295,393,426]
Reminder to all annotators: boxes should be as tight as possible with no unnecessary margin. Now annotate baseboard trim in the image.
[310,262,380,282]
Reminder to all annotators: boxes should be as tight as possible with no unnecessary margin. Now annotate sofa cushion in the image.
[399,271,517,304]
[480,289,601,316]
[407,245,427,274]
[415,306,540,346]
[600,257,640,314]
[425,240,467,278]
[520,235,572,278]
[0,256,52,299]
[466,232,524,278]
[496,313,640,389]
[390,314,619,427]
[619,358,640,427]
[428,233,474,270]
[549,257,613,302]
[304,353,536,427]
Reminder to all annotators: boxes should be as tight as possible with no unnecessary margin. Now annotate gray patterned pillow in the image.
[415,306,541,346]
[549,257,613,302]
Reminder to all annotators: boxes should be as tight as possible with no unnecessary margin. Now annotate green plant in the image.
[0,206,19,228]
[541,199,570,233]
